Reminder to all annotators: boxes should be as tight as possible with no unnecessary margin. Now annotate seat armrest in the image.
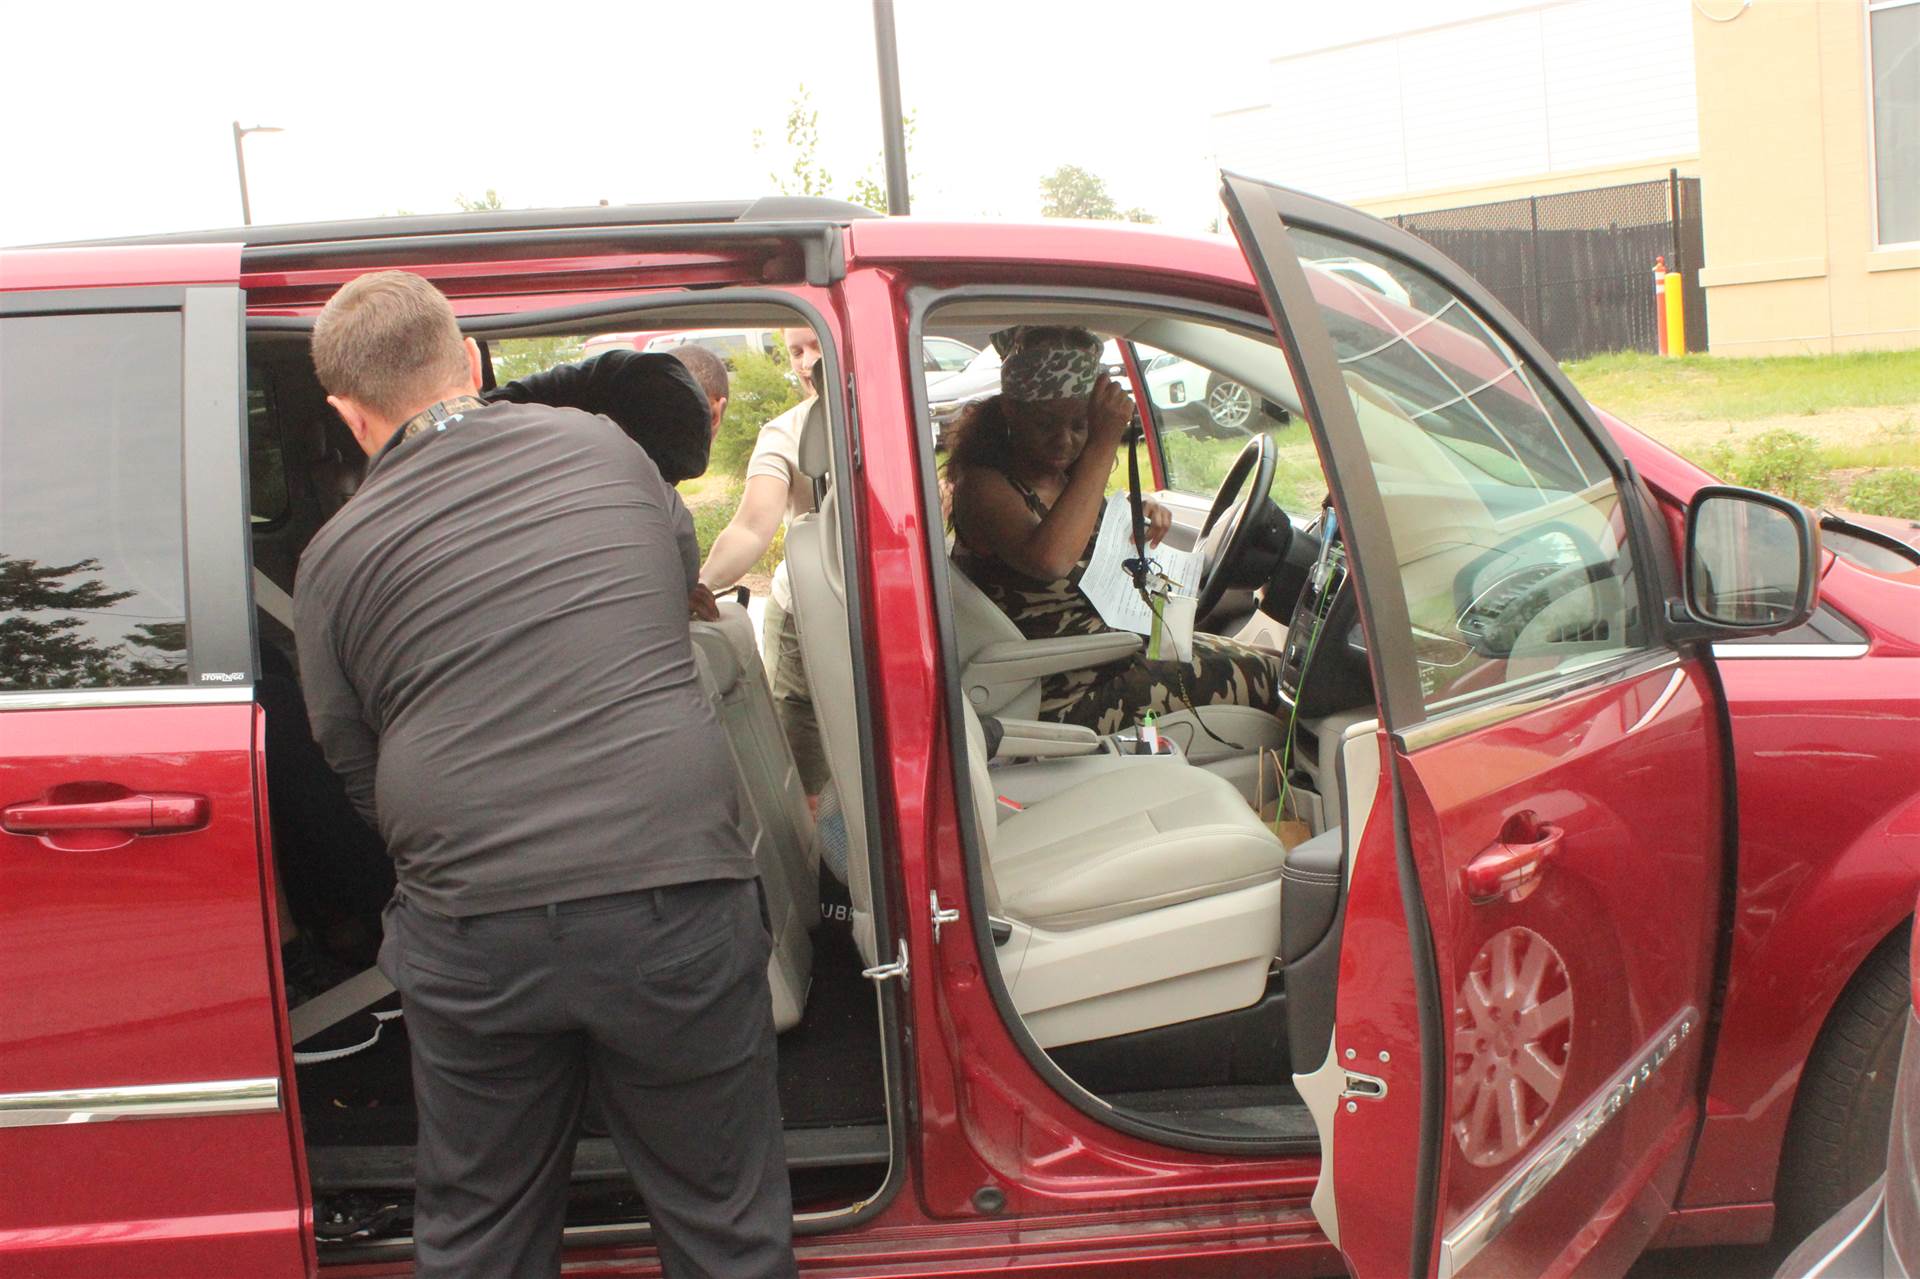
[1280,826,1344,965]
[968,632,1142,685]
[991,718,1103,759]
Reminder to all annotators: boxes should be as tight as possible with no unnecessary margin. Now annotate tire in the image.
[1774,923,1913,1241]
[1202,374,1257,436]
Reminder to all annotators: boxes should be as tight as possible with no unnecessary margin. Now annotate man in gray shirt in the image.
[295,270,794,1278]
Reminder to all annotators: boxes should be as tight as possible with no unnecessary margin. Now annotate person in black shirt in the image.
[483,345,715,485]
[294,270,794,1278]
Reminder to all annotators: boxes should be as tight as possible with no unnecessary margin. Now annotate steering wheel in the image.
[1196,433,1286,618]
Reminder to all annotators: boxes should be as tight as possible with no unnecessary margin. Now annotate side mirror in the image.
[1679,485,1820,636]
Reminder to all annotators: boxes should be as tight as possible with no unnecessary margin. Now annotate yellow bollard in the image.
[1663,269,1686,357]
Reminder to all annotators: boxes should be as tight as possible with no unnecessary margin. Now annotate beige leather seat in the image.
[782,402,882,966]
[960,703,1287,1048]
[689,602,816,1031]
[949,555,1286,802]
[782,393,1286,1045]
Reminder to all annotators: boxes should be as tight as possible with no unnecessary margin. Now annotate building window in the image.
[1870,0,1919,246]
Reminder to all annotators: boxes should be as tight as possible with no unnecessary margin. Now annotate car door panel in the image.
[1223,173,1727,1275]
[0,275,303,1276]
[1400,660,1719,1275]
[1,705,304,1278]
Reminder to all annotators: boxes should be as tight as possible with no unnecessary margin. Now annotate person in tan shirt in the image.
[697,327,828,794]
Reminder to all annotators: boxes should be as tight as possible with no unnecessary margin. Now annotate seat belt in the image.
[289,965,398,1043]
[1120,415,1243,751]
[1122,420,1151,593]
[253,568,295,630]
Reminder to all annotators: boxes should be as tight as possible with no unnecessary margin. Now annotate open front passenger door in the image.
[1223,174,1742,1277]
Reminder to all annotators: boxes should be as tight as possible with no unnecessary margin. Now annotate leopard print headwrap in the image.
[993,325,1103,402]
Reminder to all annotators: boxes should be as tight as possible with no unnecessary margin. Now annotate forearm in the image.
[700,523,772,590]
[698,475,787,588]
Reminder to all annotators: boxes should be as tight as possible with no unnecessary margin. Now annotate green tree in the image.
[0,556,182,690]
[456,189,506,212]
[1039,165,1155,223]
[710,347,802,478]
[755,88,835,198]
[488,335,587,384]
[755,87,917,214]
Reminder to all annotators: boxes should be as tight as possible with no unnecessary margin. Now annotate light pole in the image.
[871,0,909,215]
[231,122,283,226]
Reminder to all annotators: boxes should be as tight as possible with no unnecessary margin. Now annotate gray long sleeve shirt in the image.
[293,398,753,916]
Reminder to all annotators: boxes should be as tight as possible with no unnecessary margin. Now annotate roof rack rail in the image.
[36,195,881,252]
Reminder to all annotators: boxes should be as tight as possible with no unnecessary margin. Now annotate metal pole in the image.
[232,121,253,226]
[1528,195,1544,334]
[1667,167,1682,280]
[872,0,910,215]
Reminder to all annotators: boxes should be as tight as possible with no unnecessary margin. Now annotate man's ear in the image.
[462,336,483,392]
[328,394,381,457]
[710,397,728,441]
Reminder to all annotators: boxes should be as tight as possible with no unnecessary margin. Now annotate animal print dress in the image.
[953,480,1285,735]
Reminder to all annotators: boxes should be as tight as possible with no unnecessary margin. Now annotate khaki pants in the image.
[760,595,829,796]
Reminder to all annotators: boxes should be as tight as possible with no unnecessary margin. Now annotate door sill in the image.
[307,1123,891,1192]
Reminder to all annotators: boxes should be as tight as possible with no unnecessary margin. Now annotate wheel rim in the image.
[1450,927,1572,1167]
[1207,380,1254,431]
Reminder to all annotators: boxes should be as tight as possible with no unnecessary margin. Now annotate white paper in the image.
[1156,593,1197,662]
[1080,499,1206,638]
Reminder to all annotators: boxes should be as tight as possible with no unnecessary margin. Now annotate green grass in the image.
[1845,468,1920,518]
[1561,350,1920,518]
[1700,428,1920,518]
[1562,349,1920,422]
[1160,417,1325,511]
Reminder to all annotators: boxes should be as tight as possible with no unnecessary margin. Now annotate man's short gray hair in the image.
[668,344,730,405]
[312,271,470,420]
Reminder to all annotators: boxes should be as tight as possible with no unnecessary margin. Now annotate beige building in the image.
[1693,0,1918,355]
[1211,0,1919,356]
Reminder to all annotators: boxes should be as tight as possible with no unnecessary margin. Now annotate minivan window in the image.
[1283,226,1647,707]
[248,365,289,525]
[0,312,189,691]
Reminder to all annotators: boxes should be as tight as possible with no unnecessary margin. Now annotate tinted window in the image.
[1,312,189,691]
[248,365,289,525]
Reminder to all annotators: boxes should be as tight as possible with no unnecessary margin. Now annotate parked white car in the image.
[1141,352,1281,437]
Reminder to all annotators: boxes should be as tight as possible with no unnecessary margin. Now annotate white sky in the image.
[3,0,1532,247]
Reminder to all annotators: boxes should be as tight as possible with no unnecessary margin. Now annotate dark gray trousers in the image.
[380,878,796,1279]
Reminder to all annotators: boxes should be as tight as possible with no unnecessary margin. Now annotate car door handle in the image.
[3,793,210,836]
[1463,815,1564,904]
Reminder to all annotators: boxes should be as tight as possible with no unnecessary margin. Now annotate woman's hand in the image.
[1084,371,1135,454]
[1143,497,1173,547]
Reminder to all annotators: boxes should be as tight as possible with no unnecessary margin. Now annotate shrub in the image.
[1705,429,1829,507]
[689,481,787,579]
[711,348,801,478]
[1841,468,1920,520]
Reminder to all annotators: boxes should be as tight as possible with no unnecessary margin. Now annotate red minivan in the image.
[3,183,1916,1277]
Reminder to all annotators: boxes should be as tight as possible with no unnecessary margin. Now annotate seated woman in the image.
[947,325,1285,735]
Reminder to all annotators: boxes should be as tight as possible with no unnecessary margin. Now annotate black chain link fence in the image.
[1389,173,1707,362]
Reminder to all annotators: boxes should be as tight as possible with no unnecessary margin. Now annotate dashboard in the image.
[1279,505,1632,718]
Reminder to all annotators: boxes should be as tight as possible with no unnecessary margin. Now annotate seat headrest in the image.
[796,397,831,480]
[310,446,364,519]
